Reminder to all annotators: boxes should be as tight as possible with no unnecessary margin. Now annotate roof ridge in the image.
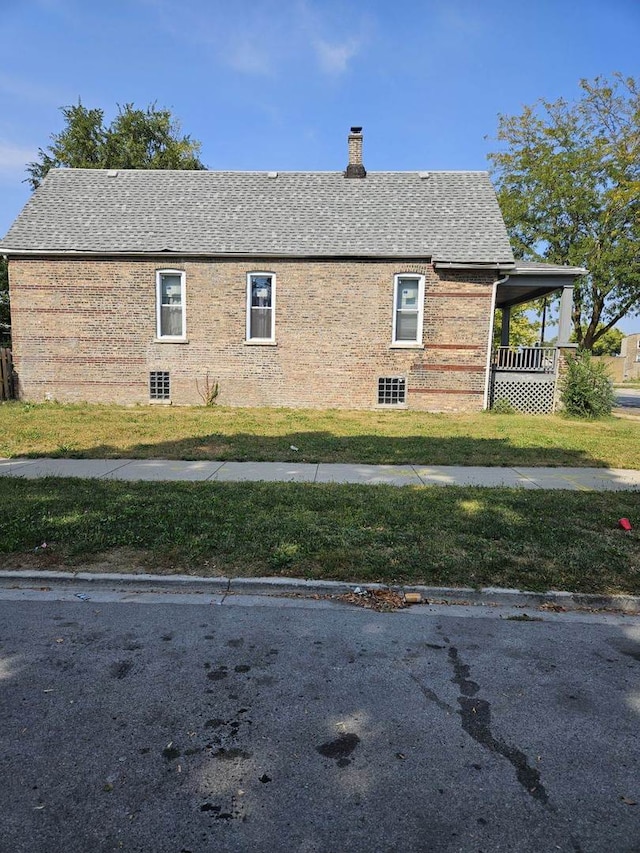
[46,168,490,176]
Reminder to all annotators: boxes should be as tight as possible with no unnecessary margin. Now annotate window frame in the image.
[156,269,186,341]
[149,370,171,401]
[392,273,425,346]
[246,272,276,343]
[377,376,407,406]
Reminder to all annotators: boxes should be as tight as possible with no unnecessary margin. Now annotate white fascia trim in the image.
[511,266,588,276]
[433,261,516,271]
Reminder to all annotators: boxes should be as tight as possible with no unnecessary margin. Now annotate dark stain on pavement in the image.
[205,718,226,729]
[208,666,228,681]
[213,747,252,761]
[110,660,133,680]
[448,646,549,806]
[618,646,640,662]
[162,744,181,762]
[316,733,360,768]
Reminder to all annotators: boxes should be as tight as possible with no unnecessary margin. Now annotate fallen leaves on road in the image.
[539,602,568,613]
[620,796,637,806]
[334,588,409,612]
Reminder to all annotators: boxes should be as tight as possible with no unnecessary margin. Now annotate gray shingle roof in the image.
[0,168,514,264]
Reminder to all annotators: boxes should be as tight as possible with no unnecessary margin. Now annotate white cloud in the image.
[313,37,361,75]
[226,34,275,75]
[0,72,69,107]
[139,0,370,77]
[0,142,36,179]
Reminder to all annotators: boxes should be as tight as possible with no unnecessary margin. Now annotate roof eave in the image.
[511,263,588,276]
[1,248,439,261]
[433,260,515,271]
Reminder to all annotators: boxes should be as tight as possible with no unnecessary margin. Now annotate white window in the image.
[247,273,275,342]
[392,274,424,345]
[156,270,186,340]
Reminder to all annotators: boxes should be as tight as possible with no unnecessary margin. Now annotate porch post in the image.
[500,306,511,346]
[554,284,578,411]
[557,285,574,345]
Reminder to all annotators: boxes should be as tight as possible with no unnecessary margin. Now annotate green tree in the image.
[489,74,640,351]
[588,326,623,356]
[26,102,205,190]
[492,305,541,347]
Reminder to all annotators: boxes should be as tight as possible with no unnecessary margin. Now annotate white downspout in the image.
[483,274,509,410]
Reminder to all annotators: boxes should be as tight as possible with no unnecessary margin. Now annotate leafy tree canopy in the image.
[489,74,640,350]
[570,325,623,356]
[493,305,541,347]
[27,102,205,190]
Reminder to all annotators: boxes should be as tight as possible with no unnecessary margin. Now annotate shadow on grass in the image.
[46,431,607,468]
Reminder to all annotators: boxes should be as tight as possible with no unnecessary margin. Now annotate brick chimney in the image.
[345,126,366,178]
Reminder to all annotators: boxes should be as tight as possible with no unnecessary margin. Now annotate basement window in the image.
[149,371,170,401]
[378,377,406,406]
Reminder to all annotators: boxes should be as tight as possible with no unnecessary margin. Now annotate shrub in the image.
[560,349,615,418]
[490,397,516,414]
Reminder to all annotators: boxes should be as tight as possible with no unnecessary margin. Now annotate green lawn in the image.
[1,401,639,468]
[1,478,639,595]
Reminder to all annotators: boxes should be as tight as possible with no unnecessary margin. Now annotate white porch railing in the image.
[491,346,557,373]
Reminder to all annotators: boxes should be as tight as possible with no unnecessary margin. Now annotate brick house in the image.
[0,129,584,411]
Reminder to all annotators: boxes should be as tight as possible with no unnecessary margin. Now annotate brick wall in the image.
[9,257,496,411]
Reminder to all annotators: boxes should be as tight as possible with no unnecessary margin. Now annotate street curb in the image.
[0,570,638,614]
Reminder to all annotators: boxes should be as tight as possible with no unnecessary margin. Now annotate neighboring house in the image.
[0,129,585,412]
[601,333,640,383]
[620,333,640,381]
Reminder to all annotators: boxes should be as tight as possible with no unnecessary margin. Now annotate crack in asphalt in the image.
[448,646,551,807]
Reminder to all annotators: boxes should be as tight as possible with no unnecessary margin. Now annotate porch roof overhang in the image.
[495,261,587,309]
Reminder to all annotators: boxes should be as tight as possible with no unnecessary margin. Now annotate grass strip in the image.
[1,402,639,468]
[1,478,638,595]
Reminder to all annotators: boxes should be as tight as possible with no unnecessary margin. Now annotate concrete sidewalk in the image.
[1,456,640,490]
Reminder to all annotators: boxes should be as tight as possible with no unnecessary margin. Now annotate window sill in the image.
[153,338,189,344]
[244,340,277,346]
[389,344,424,350]
[149,399,172,405]
[375,403,408,409]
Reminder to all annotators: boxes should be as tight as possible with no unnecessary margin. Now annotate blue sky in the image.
[2,0,639,330]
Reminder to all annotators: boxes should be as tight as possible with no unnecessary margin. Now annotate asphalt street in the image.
[616,388,640,411]
[1,591,639,853]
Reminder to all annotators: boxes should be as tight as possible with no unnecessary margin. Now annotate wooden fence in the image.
[0,348,15,400]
